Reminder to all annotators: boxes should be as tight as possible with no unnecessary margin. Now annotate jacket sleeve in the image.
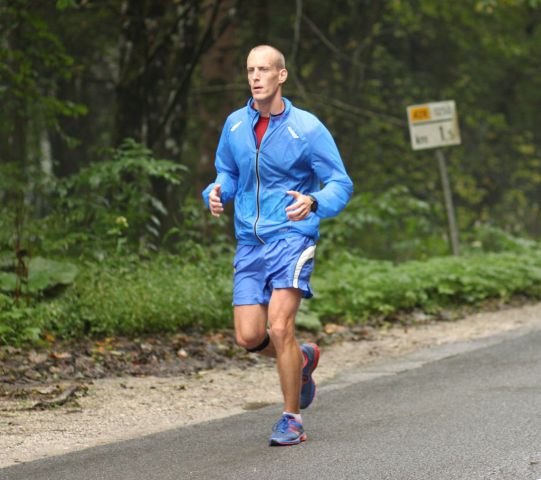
[308,124,354,218]
[202,120,239,208]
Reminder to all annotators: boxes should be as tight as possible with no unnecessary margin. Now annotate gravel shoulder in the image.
[1,302,541,468]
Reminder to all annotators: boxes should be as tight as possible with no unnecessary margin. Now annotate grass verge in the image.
[1,251,541,346]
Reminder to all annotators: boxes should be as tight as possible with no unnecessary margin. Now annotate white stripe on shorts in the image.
[293,245,316,288]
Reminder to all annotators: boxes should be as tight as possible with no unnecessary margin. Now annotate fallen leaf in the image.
[177,349,188,359]
[51,352,72,360]
[28,351,48,364]
[43,333,56,343]
[31,384,88,410]
[323,323,347,334]
[140,343,153,352]
[34,386,58,395]
[91,346,106,355]
[24,369,42,381]
[324,323,338,334]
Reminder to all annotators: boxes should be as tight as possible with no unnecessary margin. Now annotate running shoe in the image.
[300,343,320,409]
[268,414,307,446]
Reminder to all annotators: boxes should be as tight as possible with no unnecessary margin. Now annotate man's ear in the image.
[278,68,288,84]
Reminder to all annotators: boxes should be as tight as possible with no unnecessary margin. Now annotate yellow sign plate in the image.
[409,106,431,123]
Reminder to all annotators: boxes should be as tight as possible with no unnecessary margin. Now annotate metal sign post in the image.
[435,149,460,256]
[407,100,461,256]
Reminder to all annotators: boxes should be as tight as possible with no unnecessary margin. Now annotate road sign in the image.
[407,100,461,150]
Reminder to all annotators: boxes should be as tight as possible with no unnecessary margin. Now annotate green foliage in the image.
[0,256,78,294]
[0,251,234,345]
[476,0,540,13]
[311,251,541,323]
[0,164,24,252]
[3,245,541,345]
[29,253,231,340]
[0,294,42,346]
[0,162,52,254]
[464,224,541,253]
[44,139,188,255]
[320,187,448,261]
[0,1,87,160]
[164,194,234,261]
[56,0,79,10]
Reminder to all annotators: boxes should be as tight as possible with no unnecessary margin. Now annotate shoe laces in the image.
[273,415,296,433]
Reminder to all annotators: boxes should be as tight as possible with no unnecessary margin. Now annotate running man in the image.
[202,45,353,446]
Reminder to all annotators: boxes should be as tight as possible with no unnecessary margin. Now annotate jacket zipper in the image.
[253,146,265,244]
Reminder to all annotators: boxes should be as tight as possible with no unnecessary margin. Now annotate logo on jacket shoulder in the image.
[287,126,300,139]
[230,121,242,132]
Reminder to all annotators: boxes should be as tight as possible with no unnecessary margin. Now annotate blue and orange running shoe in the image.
[268,414,307,446]
[300,343,320,409]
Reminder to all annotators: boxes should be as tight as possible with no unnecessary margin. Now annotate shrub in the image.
[0,293,44,345]
[37,253,233,338]
[3,248,541,346]
[43,139,188,255]
[464,223,540,254]
[311,251,541,323]
[319,186,448,261]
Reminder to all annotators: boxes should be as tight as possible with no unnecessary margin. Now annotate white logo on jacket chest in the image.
[287,126,300,139]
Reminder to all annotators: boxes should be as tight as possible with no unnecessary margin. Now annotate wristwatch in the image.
[308,194,318,213]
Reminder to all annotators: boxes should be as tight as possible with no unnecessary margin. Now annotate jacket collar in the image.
[246,97,292,123]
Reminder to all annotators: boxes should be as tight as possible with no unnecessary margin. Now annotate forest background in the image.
[1,0,541,346]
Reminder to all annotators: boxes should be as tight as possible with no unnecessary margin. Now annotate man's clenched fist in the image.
[209,184,224,217]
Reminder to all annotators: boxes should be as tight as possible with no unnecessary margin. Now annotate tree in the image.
[0,0,86,169]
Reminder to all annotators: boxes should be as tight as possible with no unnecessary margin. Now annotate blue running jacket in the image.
[202,97,353,245]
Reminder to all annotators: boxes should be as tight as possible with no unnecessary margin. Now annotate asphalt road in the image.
[3,325,541,480]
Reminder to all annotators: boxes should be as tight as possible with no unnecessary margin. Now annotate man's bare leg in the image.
[234,289,303,413]
[234,304,276,357]
[268,288,303,413]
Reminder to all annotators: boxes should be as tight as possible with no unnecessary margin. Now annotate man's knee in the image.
[269,320,295,344]
[236,332,270,352]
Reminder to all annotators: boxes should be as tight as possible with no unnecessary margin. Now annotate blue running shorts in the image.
[233,235,317,306]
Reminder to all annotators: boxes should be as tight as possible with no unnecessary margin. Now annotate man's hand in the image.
[285,190,314,221]
[209,184,224,217]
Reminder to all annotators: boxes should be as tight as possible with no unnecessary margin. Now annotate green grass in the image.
[311,251,541,323]
[2,250,541,346]
[0,253,233,345]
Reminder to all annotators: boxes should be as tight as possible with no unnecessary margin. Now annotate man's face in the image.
[246,48,287,105]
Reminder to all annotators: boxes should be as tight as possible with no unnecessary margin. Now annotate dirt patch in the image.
[1,302,541,467]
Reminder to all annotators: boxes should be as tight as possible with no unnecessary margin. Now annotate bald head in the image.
[246,44,288,114]
[248,45,286,70]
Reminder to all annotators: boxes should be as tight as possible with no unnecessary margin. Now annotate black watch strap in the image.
[308,194,318,213]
